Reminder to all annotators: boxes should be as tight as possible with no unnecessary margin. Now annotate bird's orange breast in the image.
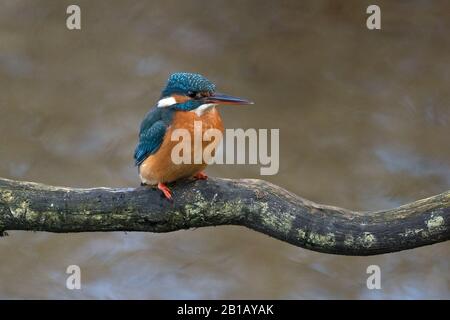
[139,107,224,184]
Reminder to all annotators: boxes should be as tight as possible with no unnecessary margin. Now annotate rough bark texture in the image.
[0,177,449,255]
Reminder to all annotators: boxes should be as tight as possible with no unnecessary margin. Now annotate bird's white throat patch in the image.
[157,97,216,116]
[191,104,216,116]
[157,97,177,108]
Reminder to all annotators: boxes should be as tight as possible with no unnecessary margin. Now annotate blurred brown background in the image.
[0,0,449,298]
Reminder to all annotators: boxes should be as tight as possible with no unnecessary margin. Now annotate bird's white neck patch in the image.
[157,97,177,108]
[191,104,216,116]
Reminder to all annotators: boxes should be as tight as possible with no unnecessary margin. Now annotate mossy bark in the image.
[0,177,449,255]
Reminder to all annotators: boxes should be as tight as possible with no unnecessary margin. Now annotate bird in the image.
[134,72,253,200]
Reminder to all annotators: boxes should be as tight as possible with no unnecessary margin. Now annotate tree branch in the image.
[0,176,449,255]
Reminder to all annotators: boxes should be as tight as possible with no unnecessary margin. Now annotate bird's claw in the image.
[157,183,173,201]
[193,172,208,180]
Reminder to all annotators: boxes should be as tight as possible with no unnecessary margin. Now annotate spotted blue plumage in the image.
[134,107,173,166]
[134,73,215,166]
[161,72,215,97]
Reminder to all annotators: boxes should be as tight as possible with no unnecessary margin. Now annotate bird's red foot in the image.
[193,171,208,180]
[157,183,172,201]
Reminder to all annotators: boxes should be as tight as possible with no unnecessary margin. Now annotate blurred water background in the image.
[0,0,449,299]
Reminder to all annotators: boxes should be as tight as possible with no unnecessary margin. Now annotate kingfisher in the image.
[134,72,253,200]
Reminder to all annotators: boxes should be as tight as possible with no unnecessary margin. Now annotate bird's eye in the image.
[188,91,204,99]
[188,91,198,98]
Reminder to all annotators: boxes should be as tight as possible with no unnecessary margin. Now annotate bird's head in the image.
[157,72,253,113]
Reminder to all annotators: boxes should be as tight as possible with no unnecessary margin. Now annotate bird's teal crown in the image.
[161,72,216,98]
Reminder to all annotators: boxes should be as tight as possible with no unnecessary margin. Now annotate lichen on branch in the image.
[0,177,449,256]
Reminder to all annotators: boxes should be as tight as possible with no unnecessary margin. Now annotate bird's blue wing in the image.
[134,108,168,166]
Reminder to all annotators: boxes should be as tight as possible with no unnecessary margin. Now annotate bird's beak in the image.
[205,93,254,105]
